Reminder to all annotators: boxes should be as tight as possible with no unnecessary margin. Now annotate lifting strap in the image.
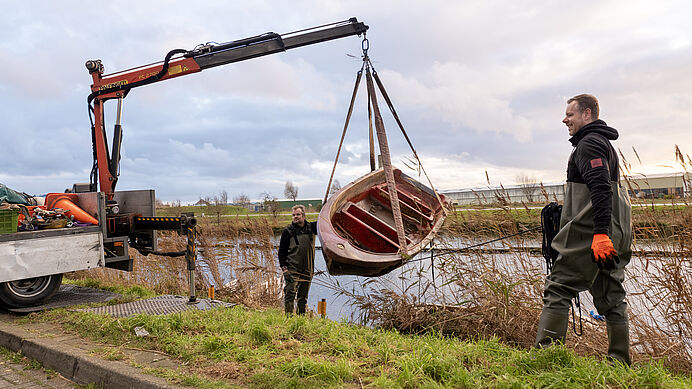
[365,63,408,255]
[367,77,376,171]
[323,64,364,205]
[363,34,376,172]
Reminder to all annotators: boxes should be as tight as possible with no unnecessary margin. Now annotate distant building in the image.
[441,172,690,205]
[192,199,210,206]
[624,172,691,199]
[441,183,565,206]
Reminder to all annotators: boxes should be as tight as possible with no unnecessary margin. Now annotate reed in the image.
[201,216,282,309]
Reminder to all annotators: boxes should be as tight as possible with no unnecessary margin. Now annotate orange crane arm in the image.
[86,18,368,199]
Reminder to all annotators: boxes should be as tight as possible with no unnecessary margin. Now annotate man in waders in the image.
[278,205,317,314]
[535,94,633,365]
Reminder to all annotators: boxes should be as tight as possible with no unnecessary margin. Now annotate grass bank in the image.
[26,298,692,389]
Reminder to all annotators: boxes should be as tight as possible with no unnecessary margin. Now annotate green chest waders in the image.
[283,228,315,314]
[535,182,632,365]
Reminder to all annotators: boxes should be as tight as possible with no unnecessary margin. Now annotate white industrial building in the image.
[624,172,691,199]
[441,172,690,206]
[441,183,565,206]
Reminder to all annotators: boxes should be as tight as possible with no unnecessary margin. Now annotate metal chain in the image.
[362,34,369,58]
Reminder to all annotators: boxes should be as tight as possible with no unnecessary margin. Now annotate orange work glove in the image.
[591,233,620,270]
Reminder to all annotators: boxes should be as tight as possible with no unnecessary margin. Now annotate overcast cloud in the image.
[1,1,690,203]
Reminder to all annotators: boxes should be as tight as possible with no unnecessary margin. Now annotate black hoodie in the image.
[567,119,620,234]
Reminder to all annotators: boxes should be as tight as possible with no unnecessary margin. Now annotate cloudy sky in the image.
[1,1,690,203]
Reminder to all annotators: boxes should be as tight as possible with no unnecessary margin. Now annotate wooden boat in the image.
[318,167,447,277]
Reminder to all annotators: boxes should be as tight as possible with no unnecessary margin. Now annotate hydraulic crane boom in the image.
[86,18,368,201]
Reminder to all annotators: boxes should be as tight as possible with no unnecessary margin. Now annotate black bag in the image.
[541,202,562,273]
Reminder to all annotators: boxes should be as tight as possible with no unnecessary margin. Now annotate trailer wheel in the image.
[0,274,63,308]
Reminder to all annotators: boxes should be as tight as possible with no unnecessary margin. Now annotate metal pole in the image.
[186,224,197,303]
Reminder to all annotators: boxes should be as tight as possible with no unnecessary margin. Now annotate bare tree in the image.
[517,174,540,203]
[233,193,251,210]
[205,195,226,224]
[329,179,342,196]
[260,192,281,218]
[219,189,228,205]
[284,181,298,202]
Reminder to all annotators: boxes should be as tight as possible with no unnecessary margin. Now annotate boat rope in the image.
[422,225,540,256]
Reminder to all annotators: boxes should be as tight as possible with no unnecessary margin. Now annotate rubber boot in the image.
[297,303,306,315]
[535,309,569,348]
[606,320,631,366]
[284,301,294,315]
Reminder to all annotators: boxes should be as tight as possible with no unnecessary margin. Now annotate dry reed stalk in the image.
[200,216,282,309]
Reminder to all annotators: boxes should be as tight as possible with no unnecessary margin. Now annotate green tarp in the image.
[0,184,30,205]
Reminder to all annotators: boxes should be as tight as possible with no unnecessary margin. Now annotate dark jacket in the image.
[567,119,619,234]
[278,221,317,270]
[552,119,632,263]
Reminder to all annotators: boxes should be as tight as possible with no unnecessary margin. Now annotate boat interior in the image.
[333,182,437,253]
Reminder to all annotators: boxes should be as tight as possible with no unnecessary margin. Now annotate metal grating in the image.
[75,295,235,317]
[9,285,121,314]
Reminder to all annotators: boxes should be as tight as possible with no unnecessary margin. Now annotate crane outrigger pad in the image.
[75,295,235,318]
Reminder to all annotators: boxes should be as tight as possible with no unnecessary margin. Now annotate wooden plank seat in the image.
[334,201,411,253]
[370,184,434,224]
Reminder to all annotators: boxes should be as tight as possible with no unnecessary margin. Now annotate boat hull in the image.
[318,168,446,277]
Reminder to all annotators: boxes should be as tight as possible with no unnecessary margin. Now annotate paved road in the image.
[0,349,76,388]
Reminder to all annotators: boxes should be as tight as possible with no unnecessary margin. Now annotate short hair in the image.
[567,94,599,119]
[291,204,306,216]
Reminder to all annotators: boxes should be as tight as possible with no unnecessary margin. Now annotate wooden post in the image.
[317,298,327,318]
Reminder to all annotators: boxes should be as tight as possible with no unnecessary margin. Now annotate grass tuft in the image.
[281,356,353,382]
[248,323,272,345]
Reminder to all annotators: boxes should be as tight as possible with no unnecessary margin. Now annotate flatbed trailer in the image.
[0,190,158,307]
